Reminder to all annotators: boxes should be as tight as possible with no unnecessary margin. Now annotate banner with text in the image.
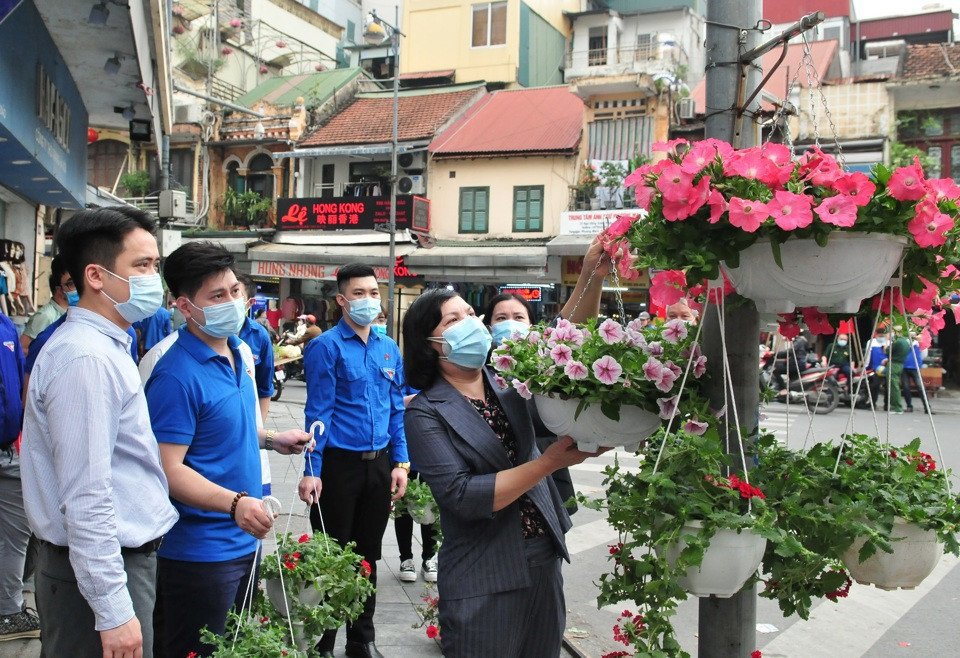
[559,209,643,236]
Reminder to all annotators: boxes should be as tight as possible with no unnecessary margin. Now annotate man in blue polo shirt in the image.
[132,305,172,357]
[235,273,275,422]
[145,241,312,658]
[297,263,409,658]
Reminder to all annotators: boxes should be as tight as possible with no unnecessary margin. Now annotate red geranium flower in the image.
[298,533,310,543]
[360,560,372,577]
[426,624,440,639]
[751,651,763,658]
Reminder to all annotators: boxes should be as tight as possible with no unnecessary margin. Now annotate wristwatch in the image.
[394,462,411,473]
[264,429,276,451]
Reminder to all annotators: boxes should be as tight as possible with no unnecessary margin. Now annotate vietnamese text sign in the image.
[561,256,650,287]
[278,195,431,231]
[253,257,418,281]
[559,209,643,236]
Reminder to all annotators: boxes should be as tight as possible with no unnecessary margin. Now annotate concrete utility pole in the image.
[699,0,762,655]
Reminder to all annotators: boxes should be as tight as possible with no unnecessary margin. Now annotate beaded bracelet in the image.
[229,491,248,520]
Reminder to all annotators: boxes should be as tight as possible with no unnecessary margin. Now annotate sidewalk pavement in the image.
[0,380,443,658]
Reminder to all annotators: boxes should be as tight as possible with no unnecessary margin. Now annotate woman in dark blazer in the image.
[402,290,600,658]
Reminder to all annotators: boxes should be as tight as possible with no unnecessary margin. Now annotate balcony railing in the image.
[567,44,675,72]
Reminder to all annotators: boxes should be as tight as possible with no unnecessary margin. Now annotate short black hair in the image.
[56,207,156,295]
[48,255,68,295]
[235,272,257,299]
[483,293,533,326]
[163,241,235,299]
[336,263,376,293]
[402,288,459,391]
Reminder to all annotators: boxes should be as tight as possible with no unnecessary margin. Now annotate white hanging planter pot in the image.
[721,233,907,314]
[411,507,437,525]
[533,394,660,453]
[658,520,766,598]
[265,577,323,618]
[841,518,940,590]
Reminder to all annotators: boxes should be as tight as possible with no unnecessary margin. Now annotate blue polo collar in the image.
[334,317,381,342]
[175,325,243,363]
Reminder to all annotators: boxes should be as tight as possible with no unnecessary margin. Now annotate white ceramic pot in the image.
[658,521,766,598]
[722,233,907,314]
[265,577,323,618]
[533,394,660,453]
[411,508,437,525]
[842,519,940,590]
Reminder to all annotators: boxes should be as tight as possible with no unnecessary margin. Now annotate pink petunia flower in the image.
[831,172,876,206]
[767,190,814,231]
[652,138,689,153]
[549,344,573,366]
[511,379,532,400]
[526,330,541,344]
[564,360,589,380]
[492,354,516,371]
[643,357,666,382]
[605,214,636,239]
[662,319,689,343]
[728,197,770,232]
[649,270,687,307]
[684,419,709,436]
[493,374,508,389]
[681,141,719,175]
[634,185,656,209]
[592,355,623,385]
[655,163,695,203]
[693,355,708,378]
[908,210,954,248]
[724,149,777,184]
[662,198,695,222]
[656,395,679,420]
[707,189,727,224]
[598,318,626,344]
[814,195,857,227]
[624,328,646,348]
[685,176,712,217]
[888,159,926,201]
[645,341,664,357]
[924,177,960,202]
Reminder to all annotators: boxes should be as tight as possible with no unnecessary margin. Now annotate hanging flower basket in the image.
[534,394,660,453]
[265,577,323,618]
[842,518,940,590]
[722,232,908,314]
[657,520,766,598]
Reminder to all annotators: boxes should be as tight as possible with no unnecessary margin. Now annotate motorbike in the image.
[760,350,840,414]
[827,364,880,409]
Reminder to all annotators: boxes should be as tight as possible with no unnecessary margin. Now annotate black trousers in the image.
[310,448,392,650]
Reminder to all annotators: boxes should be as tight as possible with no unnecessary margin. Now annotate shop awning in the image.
[546,234,594,257]
[248,241,417,265]
[404,243,551,282]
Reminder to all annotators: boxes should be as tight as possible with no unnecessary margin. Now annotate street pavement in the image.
[3,382,958,657]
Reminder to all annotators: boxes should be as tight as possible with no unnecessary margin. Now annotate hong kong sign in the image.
[277,195,430,231]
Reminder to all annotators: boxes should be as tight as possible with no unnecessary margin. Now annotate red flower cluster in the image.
[608,542,624,556]
[912,451,937,474]
[298,533,310,543]
[611,609,645,647]
[426,624,440,639]
[825,573,852,602]
[601,652,632,658]
[359,560,372,578]
[709,474,766,500]
[282,551,301,571]
[751,651,763,658]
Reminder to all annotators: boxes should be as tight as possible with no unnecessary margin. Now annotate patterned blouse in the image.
[468,383,549,539]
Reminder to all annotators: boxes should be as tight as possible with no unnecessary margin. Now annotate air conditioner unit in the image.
[677,97,696,120]
[398,175,425,195]
[397,151,426,172]
[174,103,203,124]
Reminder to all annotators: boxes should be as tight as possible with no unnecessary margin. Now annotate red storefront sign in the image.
[277,195,430,231]
[499,286,543,302]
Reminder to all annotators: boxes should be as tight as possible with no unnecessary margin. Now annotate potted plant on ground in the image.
[492,317,711,452]
[599,139,960,314]
[599,161,628,210]
[581,427,779,657]
[260,531,375,646]
[201,607,307,657]
[576,162,601,210]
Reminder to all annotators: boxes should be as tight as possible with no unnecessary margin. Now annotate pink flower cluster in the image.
[898,162,960,248]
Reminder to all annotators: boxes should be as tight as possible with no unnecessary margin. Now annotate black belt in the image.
[325,447,386,461]
[38,537,163,555]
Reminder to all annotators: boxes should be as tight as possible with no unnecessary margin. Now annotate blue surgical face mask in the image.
[66,290,80,307]
[347,297,381,327]
[98,268,164,324]
[372,324,387,337]
[837,340,848,347]
[429,315,492,370]
[491,319,530,346]
[189,297,246,338]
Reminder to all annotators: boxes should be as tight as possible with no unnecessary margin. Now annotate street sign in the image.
[276,195,430,231]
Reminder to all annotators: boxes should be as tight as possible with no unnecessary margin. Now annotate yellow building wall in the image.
[401,0,579,84]
[427,155,578,239]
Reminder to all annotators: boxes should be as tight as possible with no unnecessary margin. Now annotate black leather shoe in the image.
[345,641,385,658]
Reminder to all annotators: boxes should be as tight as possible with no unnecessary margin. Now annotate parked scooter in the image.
[827,364,880,409]
[760,350,840,414]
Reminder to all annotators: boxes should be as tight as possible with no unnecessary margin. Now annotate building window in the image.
[472,2,506,48]
[588,27,607,66]
[87,140,129,191]
[226,161,244,193]
[246,153,274,199]
[513,186,543,232]
[459,187,489,233]
[636,33,655,60]
[952,145,960,183]
[927,146,942,179]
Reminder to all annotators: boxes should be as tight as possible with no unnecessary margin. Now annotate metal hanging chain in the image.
[764,56,804,150]
[564,253,605,323]
[610,264,627,324]
[799,33,845,166]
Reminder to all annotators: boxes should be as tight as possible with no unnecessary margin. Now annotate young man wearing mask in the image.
[828,333,853,393]
[21,207,179,658]
[298,263,409,658]
[19,257,74,352]
[144,242,311,657]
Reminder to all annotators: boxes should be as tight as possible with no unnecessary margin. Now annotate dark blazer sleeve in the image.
[404,403,497,521]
